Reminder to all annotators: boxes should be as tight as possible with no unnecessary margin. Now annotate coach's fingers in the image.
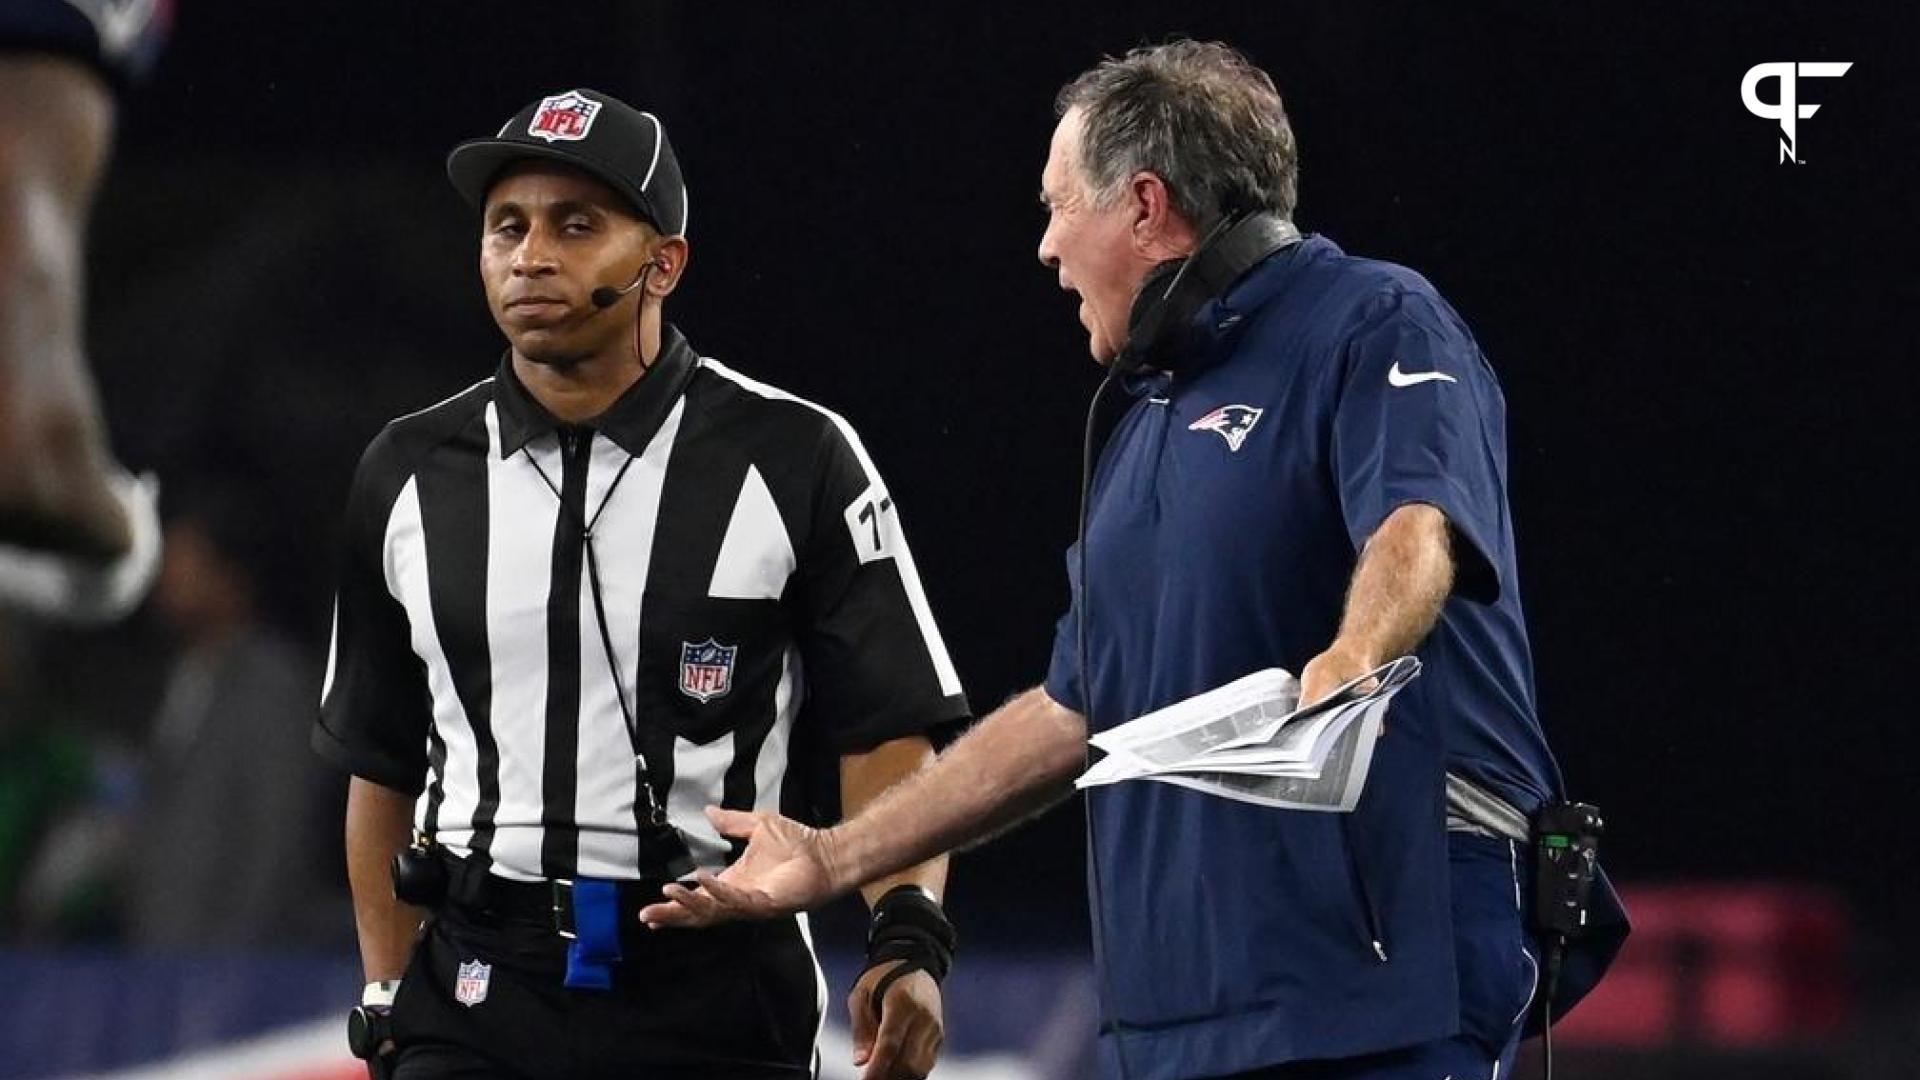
[700,869,776,913]
[635,895,687,927]
[645,872,739,924]
[640,880,716,928]
[644,871,777,926]
[705,806,763,841]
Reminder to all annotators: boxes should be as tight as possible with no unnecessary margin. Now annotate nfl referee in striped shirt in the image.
[314,89,966,1080]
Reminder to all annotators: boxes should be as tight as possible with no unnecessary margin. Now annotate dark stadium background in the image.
[19,0,1914,1073]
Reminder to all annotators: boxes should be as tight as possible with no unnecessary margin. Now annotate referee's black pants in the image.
[388,893,822,1080]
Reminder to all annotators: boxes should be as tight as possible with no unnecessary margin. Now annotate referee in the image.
[314,89,965,1080]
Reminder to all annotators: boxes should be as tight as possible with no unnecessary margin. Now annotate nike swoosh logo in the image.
[1387,361,1457,388]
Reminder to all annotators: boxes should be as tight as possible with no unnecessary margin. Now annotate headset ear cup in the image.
[1116,213,1302,375]
[1121,259,1187,373]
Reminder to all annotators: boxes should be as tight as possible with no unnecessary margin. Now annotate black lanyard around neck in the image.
[521,428,669,827]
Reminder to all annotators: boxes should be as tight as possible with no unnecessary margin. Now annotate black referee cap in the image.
[446,89,688,237]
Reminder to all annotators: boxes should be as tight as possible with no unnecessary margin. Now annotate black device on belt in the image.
[391,831,450,908]
[1529,801,1604,1080]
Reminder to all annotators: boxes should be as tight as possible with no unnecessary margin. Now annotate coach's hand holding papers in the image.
[1075,657,1421,812]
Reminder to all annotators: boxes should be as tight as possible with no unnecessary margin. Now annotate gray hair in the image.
[1055,40,1299,231]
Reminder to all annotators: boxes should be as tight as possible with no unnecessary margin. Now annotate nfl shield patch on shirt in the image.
[454,959,491,1007]
[679,639,737,702]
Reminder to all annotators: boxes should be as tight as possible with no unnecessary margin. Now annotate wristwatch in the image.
[346,980,401,1061]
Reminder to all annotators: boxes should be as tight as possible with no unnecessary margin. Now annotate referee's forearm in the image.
[827,688,1085,892]
[843,738,949,908]
[345,776,424,983]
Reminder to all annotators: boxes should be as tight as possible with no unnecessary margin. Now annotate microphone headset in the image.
[590,256,669,310]
[1112,210,1302,375]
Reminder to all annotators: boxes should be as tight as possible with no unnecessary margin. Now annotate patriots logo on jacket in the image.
[1188,405,1264,453]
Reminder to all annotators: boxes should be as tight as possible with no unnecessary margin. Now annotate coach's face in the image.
[480,162,657,367]
[1037,109,1157,365]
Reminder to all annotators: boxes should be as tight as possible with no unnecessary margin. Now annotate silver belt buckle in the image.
[549,878,577,940]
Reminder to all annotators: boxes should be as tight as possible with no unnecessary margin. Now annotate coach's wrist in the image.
[814,824,850,896]
[1323,635,1383,671]
[816,823,866,900]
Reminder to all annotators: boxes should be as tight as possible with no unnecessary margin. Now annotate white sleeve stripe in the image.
[389,377,493,428]
[795,911,828,1067]
[638,112,665,193]
[320,599,340,705]
[700,359,964,697]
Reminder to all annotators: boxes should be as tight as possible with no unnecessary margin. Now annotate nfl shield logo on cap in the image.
[448,88,690,236]
[527,91,601,143]
[454,959,492,1007]
[680,639,737,702]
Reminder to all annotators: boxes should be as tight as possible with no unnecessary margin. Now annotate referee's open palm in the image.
[639,807,836,929]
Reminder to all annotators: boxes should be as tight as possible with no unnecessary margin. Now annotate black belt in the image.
[437,851,670,940]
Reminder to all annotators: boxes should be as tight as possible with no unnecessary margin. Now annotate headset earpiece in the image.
[1115,212,1303,375]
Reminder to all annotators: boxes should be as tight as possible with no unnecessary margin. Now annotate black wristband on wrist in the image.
[862,885,957,1015]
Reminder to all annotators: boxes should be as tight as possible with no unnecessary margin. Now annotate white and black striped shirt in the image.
[314,326,969,883]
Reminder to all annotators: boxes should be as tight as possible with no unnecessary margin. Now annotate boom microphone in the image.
[590,259,665,309]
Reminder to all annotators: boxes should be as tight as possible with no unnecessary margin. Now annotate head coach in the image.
[643,41,1630,1080]
[313,89,965,1080]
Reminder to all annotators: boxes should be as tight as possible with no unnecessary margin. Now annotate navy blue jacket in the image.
[1045,236,1621,1076]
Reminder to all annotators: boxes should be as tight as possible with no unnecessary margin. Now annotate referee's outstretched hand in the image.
[638,806,840,929]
